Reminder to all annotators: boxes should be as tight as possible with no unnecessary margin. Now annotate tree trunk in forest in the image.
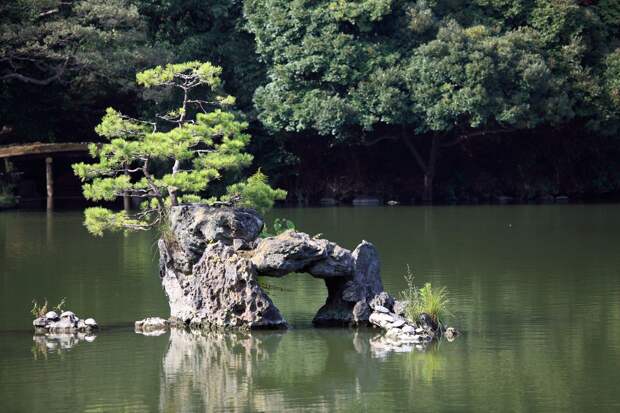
[45,157,54,210]
[402,134,440,203]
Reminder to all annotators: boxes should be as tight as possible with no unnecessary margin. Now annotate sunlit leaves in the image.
[83,207,149,237]
[136,61,222,88]
[246,0,620,140]
[223,170,287,215]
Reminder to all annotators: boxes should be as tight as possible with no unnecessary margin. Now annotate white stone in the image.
[374,305,390,313]
[60,311,75,318]
[372,312,395,328]
[84,318,98,327]
[135,317,169,332]
[45,311,59,320]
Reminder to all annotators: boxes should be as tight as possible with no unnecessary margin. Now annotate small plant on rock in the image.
[260,217,295,238]
[30,298,67,317]
[53,297,67,313]
[30,299,49,318]
[399,265,452,327]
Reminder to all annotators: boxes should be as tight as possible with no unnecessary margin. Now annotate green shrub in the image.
[260,217,295,238]
[399,266,451,326]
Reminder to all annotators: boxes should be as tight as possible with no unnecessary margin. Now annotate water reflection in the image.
[160,328,286,412]
[369,333,438,357]
[158,327,448,411]
[32,332,97,358]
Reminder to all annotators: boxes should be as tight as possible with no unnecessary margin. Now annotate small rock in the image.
[352,301,370,323]
[77,319,87,330]
[386,200,399,206]
[369,312,395,328]
[401,325,416,334]
[49,318,77,332]
[390,318,406,328]
[445,327,459,341]
[374,305,390,314]
[32,317,47,328]
[135,317,169,333]
[84,318,98,328]
[60,311,77,322]
[393,300,407,317]
[319,198,338,206]
[45,311,59,321]
[418,313,438,332]
[352,197,380,206]
[369,292,394,311]
[415,328,425,334]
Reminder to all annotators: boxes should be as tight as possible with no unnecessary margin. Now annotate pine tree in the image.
[73,61,285,236]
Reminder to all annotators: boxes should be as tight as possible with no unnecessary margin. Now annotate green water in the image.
[1,205,620,412]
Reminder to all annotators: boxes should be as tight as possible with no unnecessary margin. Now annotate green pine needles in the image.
[73,61,286,236]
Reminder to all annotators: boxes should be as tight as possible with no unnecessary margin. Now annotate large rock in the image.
[251,231,327,276]
[251,231,353,278]
[159,205,391,329]
[160,239,286,329]
[313,241,385,326]
[168,205,264,273]
[307,242,354,278]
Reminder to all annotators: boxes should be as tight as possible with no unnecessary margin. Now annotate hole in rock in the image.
[258,273,329,328]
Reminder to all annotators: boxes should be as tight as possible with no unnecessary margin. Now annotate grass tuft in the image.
[399,265,452,326]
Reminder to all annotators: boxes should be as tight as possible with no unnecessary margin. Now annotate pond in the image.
[1,205,620,411]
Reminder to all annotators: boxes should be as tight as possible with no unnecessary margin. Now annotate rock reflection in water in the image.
[160,328,408,411]
[32,332,97,358]
[160,328,285,412]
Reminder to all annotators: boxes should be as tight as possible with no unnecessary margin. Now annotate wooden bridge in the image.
[0,142,90,208]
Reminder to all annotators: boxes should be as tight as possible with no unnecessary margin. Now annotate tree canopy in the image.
[245,0,620,199]
[0,0,159,140]
[1,1,619,203]
[73,61,285,236]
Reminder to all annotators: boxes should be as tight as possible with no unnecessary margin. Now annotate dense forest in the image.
[2,0,620,203]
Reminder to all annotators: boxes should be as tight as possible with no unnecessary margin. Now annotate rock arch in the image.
[158,205,389,329]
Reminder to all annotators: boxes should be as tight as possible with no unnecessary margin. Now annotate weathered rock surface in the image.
[159,204,392,329]
[160,238,286,329]
[251,231,353,278]
[168,206,264,273]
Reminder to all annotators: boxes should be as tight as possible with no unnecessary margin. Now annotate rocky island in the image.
[154,205,444,345]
